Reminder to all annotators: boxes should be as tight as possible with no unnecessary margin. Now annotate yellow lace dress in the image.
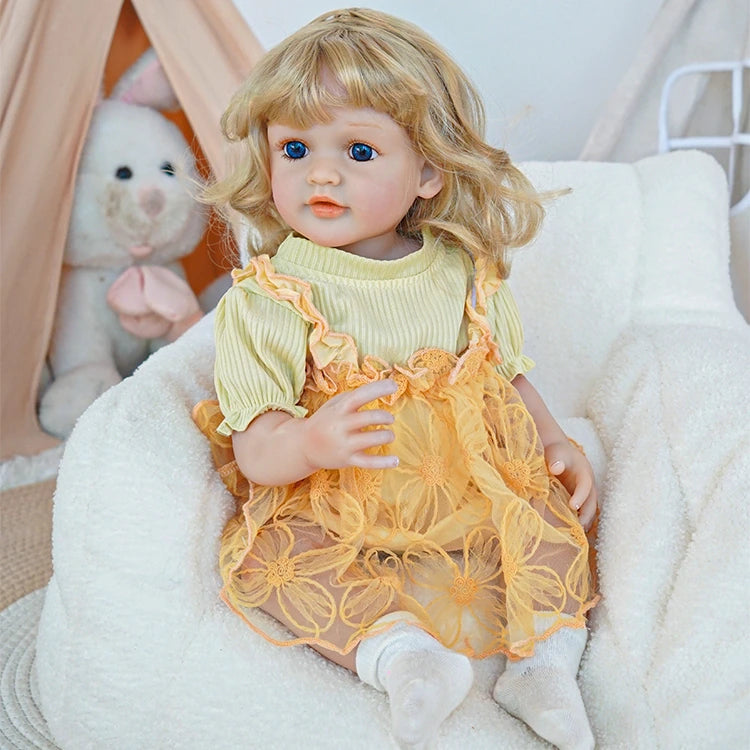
[193,241,597,660]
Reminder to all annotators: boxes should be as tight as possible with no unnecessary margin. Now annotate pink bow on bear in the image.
[106,265,202,342]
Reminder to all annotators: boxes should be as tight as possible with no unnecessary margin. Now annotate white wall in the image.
[232,0,662,162]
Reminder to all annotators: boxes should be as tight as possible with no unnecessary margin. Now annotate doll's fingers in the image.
[347,379,398,409]
[351,451,399,470]
[545,445,566,475]
[351,428,395,451]
[579,493,598,530]
[549,460,565,475]
[569,476,592,511]
[349,408,395,430]
[578,484,598,528]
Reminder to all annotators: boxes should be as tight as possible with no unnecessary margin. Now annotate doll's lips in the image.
[308,196,346,218]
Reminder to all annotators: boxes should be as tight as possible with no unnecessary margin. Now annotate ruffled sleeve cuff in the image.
[484,279,535,381]
[496,353,535,382]
[216,402,308,437]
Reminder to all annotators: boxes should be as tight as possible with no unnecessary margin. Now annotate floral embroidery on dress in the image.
[381,398,471,535]
[402,528,505,655]
[232,523,342,637]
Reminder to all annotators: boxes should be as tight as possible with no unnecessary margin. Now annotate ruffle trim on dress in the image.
[232,257,359,370]
[217,581,599,660]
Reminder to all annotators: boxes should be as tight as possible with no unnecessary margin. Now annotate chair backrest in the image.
[512,151,739,418]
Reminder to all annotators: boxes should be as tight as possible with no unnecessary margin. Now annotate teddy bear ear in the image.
[110,48,179,111]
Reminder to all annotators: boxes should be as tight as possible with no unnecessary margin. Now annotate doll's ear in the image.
[418,163,444,200]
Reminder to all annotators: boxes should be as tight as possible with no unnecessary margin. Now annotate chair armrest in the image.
[50,313,228,610]
[588,322,750,523]
[580,320,750,748]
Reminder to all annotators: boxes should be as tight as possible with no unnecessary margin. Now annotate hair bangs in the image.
[247,28,429,132]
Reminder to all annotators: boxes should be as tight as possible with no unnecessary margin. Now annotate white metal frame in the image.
[658,59,750,215]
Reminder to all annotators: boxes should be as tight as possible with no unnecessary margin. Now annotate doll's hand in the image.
[302,379,398,471]
[545,440,598,530]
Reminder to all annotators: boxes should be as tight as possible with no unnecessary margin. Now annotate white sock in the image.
[356,612,473,748]
[493,625,594,750]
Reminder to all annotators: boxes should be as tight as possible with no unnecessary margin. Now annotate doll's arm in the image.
[512,374,598,529]
[232,379,399,486]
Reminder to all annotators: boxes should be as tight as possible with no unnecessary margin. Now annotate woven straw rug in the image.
[0,476,61,749]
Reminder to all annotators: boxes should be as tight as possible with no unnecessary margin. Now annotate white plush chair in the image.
[36,151,750,749]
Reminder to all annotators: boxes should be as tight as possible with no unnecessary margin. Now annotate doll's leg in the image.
[493,501,595,749]
[260,599,472,747]
[493,622,593,750]
[255,528,472,747]
[253,524,363,670]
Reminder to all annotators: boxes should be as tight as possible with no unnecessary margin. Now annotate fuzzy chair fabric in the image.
[35,151,750,749]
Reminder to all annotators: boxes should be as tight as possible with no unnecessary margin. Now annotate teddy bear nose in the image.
[138,187,166,217]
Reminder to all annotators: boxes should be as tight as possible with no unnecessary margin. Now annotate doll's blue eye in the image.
[349,143,375,162]
[160,161,176,176]
[115,166,133,180]
[283,141,308,159]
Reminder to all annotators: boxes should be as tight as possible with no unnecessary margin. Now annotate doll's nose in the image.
[306,159,341,186]
[138,187,166,217]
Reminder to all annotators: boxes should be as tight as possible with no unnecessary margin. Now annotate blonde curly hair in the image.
[206,7,545,276]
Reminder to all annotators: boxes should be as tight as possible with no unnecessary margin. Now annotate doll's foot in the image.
[382,648,473,748]
[492,625,593,750]
[493,664,594,750]
[356,613,473,748]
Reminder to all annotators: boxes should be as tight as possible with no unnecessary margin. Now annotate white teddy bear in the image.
[39,49,209,439]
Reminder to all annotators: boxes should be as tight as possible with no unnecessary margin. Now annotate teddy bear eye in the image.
[115,166,133,180]
[160,161,176,176]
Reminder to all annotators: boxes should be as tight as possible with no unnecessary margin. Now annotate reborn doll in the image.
[194,9,598,749]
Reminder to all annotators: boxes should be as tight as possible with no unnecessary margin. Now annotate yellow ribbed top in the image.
[214,233,533,435]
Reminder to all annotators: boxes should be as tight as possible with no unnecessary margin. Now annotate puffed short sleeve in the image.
[213,282,309,436]
[485,281,535,381]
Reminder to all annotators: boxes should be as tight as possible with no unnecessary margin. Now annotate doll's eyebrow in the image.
[346,120,383,130]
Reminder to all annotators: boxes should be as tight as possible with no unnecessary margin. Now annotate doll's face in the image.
[267,106,442,260]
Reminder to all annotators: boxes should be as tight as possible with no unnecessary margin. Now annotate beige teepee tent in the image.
[0,0,264,460]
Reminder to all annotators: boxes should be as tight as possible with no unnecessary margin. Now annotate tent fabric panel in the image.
[1,0,264,459]
[0,0,123,459]
[132,0,264,177]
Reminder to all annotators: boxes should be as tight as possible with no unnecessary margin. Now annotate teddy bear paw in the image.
[39,364,122,438]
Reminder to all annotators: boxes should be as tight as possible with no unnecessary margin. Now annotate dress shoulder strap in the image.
[461,253,503,366]
[472,256,505,314]
[231,255,358,369]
